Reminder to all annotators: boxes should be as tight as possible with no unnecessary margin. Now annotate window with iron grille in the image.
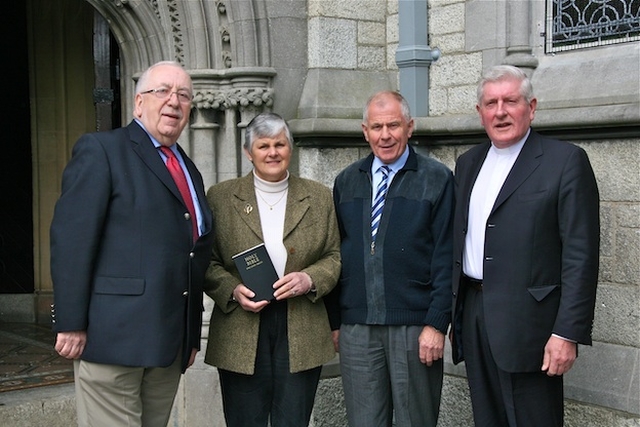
[546,0,640,52]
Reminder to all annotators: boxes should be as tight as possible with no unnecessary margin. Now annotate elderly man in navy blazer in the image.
[451,65,600,427]
[50,61,214,426]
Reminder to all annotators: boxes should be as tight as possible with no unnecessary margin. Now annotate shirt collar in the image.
[371,145,410,175]
[136,119,177,151]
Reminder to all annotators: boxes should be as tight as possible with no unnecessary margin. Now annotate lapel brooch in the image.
[244,203,253,215]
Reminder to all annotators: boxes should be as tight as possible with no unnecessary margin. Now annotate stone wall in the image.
[429,0,480,117]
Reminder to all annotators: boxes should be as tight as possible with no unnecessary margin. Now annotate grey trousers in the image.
[339,324,443,427]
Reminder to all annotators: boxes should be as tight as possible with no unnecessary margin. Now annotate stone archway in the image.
[21,0,279,323]
[86,0,277,188]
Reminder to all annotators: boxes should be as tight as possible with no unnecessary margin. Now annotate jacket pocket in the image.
[527,284,558,302]
[517,190,547,202]
[93,276,145,295]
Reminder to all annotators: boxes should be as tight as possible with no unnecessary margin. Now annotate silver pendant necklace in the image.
[256,189,286,210]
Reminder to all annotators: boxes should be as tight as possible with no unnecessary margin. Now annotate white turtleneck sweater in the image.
[253,171,289,278]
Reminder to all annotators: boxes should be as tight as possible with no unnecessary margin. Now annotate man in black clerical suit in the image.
[451,65,600,427]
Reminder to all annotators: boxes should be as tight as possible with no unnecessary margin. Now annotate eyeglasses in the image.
[140,87,193,104]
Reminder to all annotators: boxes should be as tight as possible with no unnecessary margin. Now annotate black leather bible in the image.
[232,243,278,301]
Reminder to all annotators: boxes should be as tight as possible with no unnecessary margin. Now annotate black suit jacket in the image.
[50,121,214,372]
[451,130,599,373]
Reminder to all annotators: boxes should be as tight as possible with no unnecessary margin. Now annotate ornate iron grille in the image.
[546,0,640,52]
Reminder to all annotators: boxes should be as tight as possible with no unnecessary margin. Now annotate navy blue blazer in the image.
[451,130,599,372]
[50,120,214,372]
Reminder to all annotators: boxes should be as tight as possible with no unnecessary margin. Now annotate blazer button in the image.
[184,213,191,220]
[189,252,195,258]
[182,291,189,297]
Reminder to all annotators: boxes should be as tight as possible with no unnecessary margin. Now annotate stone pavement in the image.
[0,322,73,393]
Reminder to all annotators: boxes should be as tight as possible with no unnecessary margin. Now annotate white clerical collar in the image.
[490,129,530,156]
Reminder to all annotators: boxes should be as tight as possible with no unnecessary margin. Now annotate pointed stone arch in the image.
[84,0,171,119]
[83,0,277,187]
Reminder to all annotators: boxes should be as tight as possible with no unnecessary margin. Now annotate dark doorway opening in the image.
[1,1,34,294]
[0,3,121,295]
[94,10,122,131]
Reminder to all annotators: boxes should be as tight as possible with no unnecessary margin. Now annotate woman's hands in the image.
[273,272,314,300]
[233,271,313,313]
[231,284,270,313]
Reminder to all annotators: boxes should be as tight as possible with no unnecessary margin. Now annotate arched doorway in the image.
[0,0,120,323]
[4,0,276,323]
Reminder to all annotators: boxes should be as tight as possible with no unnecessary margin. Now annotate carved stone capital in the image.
[189,67,277,112]
[193,87,274,111]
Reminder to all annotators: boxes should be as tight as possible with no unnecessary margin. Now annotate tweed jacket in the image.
[204,172,341,374]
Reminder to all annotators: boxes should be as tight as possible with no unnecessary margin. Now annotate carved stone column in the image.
[504,0,539,74]
[190,68,276,186]
[189,108,220,190]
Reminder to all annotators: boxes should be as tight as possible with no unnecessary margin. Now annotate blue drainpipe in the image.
[395,0,440,117]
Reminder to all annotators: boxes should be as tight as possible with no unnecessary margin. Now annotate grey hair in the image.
[135,61,192,94]
[244,112,293,151]
[362,91,412,124]
[477,65,534,104]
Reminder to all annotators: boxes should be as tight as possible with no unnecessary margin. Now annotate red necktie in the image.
[159,146,199,242]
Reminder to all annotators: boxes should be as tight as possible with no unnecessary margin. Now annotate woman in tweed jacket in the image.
[204,112,341,427]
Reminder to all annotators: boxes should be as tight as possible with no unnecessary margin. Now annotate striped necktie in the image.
[371,165,390,243]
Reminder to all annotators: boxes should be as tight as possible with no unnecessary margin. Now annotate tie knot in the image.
[159,145,175,159]
[380,165,390,177]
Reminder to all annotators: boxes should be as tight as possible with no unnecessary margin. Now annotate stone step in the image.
[0,375,346,427]
[0,384,76,427]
